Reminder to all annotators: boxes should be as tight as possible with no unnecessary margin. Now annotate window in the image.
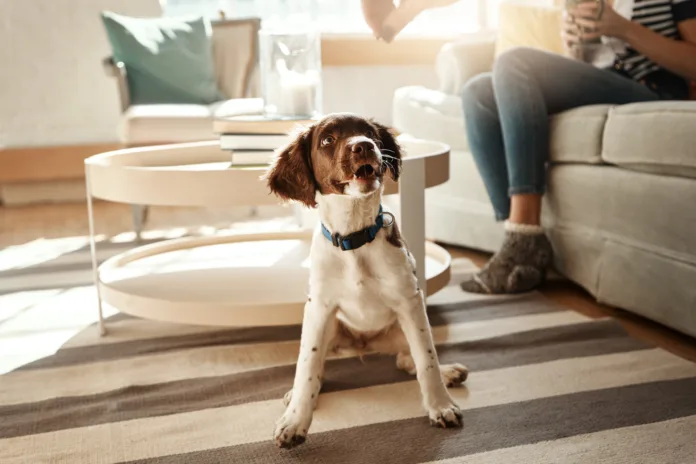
[159,0,486,35]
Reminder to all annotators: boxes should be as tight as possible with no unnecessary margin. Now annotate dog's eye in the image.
[321,135,335,146]
[367,131,376,139]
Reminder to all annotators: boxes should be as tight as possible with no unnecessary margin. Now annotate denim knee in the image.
[461,72,495,112]
[494,46,547,77]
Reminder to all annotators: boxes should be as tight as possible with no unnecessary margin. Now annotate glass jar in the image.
[258,28,322,119]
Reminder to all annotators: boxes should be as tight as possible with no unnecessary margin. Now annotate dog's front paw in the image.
[274,412,310,449]
[428,403,463,428]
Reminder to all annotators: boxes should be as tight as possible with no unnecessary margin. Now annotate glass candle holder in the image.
[259,28,322,119]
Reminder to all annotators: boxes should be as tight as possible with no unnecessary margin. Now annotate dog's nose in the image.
[350,140,373,154]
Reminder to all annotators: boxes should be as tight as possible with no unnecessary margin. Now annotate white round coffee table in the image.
[84,136,451,334]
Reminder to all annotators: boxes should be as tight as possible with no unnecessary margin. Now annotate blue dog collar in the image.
[321,206,391,251]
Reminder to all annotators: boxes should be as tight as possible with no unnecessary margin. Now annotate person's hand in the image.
[570,0,632,41]
[561,10,584,59]
[360,0,396,39]
[361,0,461,42]
[561,10,581,46]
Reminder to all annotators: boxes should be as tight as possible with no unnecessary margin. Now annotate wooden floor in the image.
[2,201,695,363]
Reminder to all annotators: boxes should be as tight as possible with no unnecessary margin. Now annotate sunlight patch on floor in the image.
[0,286,117,374]
[0,289,64,324]
[0,236,107,271]
[0,214,302,374]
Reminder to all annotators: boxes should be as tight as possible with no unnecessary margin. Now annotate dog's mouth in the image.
[354,164,376,182]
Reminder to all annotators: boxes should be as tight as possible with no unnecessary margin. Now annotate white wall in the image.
[0,0,161,148]
[323,66,437,125]
[0,0,438,148]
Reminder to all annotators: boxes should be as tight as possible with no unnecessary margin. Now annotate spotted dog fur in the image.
[265,113,467,449]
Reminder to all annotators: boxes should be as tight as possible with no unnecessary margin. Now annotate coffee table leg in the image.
[399,156,427,293]
[86,172,107,336]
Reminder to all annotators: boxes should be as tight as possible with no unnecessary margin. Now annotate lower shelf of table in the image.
[98,230,451,327]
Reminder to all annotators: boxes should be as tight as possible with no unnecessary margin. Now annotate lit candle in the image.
[277,69,319,117]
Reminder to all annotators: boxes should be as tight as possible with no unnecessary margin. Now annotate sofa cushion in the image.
[101,11,224,105]
[549,105,611,165]
[392,86,470,151]
[119,98,263,145]
[602,101,696,179]
[495,2,564,57]
[435,34,497,96]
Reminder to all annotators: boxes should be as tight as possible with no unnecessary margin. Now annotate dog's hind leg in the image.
[439,363,469,387]
[396,351,417,375]
[282,389,294,407]
[366,324,416,375]
[396,351,468,387]
[371,323,468,387]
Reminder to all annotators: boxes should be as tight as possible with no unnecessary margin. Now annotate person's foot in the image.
[460,221,553,294]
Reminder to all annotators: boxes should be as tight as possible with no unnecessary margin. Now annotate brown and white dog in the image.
[265,113,467,449]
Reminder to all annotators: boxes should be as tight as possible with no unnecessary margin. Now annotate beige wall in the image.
[0,0,161,148]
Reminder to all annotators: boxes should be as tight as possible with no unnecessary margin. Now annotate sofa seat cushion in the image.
[119,98,263,145]
[602,101,696,180]
[550,105,611,165]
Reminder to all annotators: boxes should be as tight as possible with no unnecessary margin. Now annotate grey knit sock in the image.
[461,222,553,294]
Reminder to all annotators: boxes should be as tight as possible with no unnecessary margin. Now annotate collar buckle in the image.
[331,232,345,250]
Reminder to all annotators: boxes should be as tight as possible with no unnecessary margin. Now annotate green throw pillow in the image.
[101,11,225,105]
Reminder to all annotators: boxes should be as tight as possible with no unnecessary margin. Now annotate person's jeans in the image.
[461,47,661,221]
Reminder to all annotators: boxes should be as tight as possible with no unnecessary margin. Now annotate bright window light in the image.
[160,0,483,35]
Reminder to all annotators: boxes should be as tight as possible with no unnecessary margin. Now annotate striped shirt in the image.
[615,0,696,83]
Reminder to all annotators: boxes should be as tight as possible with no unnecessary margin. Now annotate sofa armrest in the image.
[103,56,131,112]
[435,32,497,96]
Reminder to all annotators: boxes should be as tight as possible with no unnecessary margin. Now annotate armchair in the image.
[103,17,262,236]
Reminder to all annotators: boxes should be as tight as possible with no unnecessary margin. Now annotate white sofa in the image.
[393,36,696,338]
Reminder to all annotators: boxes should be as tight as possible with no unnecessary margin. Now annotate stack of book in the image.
[216,115,316,167]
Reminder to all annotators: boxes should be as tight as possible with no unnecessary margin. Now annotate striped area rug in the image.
[1,239,696,463]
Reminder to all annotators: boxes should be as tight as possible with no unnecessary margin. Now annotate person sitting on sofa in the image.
[364,0,696,294]
[457,0,696,294]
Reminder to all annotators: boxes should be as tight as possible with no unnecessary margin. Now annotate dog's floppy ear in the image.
[373,121,402,181]
[264,124,318,208]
